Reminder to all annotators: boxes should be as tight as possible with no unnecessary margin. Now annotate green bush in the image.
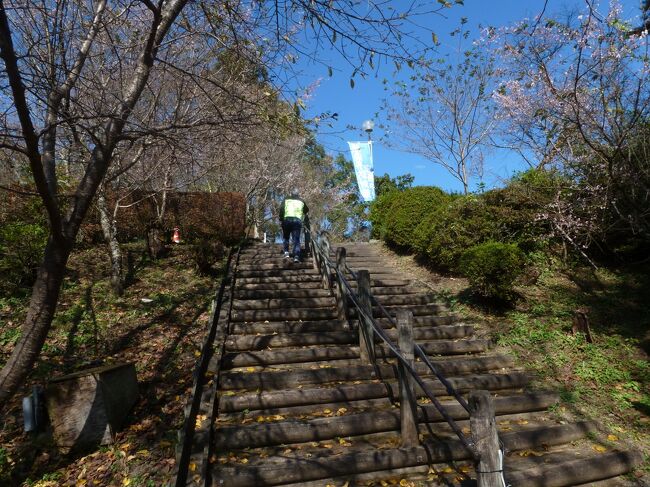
[381,186,450,248]
[458,241,525,301]
[413,195,502,270]
[369,189,401,239]
[0,222,47,293]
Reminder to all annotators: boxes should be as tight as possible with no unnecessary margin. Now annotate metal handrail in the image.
[304,224,480,460]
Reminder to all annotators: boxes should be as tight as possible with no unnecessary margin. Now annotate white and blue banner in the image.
[347,141,375,202]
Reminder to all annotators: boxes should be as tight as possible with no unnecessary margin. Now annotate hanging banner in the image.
[347,141,376,202]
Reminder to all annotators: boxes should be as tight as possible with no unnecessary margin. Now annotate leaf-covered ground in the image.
[374,241,650,483]
[0,243,218,486]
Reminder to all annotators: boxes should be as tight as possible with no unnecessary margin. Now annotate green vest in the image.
[284,199,305,220]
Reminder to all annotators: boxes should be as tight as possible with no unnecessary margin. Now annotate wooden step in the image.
[230,307,338,322]
[231,296,337,310]
[236,275,322,285]
[220,371,531,412]
[222,339,490,367]
[220,354,513,390]
[504,449,643,487]
[214,392,560,450]
[229,315,459,334]
[349,303,449,317]
[349,294,438,306]
[225,325,474,352]
[237,268,320,278]
[210,422,596,486]
[235,289,332,299]
[237,281,325,290]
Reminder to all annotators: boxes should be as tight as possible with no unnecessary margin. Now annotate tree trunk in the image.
[0,239,71,408]
[147,226,165,260]
[97,190,124,296]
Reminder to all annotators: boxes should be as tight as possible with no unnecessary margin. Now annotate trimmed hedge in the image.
[380,186,451,248]
[369,189,402,239]
[459,241,525,301]
[83,191,246,245]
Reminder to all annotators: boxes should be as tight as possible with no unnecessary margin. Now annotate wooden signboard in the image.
[45,363,138,451]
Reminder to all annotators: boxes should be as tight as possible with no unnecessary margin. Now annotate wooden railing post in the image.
[310,238,319,271]
[303,216,311,258]
[469,390,502,487]
[397,310,419,447]
[334,248,350,329]
[357,270,374,364]
[320,233,332,290]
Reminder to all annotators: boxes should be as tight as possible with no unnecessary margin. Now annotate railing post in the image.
[334,248,350,329]
[397,310,419,447]
[469,390,502,487]
[320,233,332,290]
[357,270,374,364]
[310,238,319,271]
[303,216,311,258]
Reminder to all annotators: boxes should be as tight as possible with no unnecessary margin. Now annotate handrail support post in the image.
[469,390,502,487]
[397,310,419,447]
[334,247,350,329]
[357,270,374,364]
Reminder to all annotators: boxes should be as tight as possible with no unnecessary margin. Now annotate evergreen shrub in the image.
[458,241,525,301]
[381,186,450,248]
[369,189,401,239]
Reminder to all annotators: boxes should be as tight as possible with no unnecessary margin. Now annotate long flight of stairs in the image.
[209,242,641,486]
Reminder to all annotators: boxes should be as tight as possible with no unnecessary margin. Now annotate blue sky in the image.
[295,0,642,193]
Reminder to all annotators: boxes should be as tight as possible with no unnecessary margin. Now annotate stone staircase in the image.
[208,242,641,486]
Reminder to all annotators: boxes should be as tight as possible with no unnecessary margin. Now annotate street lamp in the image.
[362,119,374,140]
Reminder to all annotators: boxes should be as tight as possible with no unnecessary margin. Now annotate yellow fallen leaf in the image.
[442,467,453,473]
[247,367,255,372]
[137,449,149,457]
[189,462,197,472]
[607,434,619,441]
[594,445,607,453]
[323,409,332,414]
[337,407,348,415]
[517,419,529,425]
[122,479,131,486]
[240,458,249,464]
[399,480,409,486]
[120,443,131,451]
[194,350,201,357]
[257,416,265,423]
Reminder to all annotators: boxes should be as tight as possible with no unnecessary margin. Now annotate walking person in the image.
[279,189,309,263]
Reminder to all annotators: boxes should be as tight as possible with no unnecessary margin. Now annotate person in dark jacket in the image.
[279,189,309,262]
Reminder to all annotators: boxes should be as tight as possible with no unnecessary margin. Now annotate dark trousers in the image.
[282,218,302,256]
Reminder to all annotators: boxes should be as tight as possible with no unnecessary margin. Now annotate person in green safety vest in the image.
[279,188,309,263]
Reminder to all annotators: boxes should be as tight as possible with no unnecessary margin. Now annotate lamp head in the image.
[362,119,374,133]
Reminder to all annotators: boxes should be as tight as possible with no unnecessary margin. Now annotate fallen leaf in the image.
[607,434,619,442]
[594,445,607,453]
